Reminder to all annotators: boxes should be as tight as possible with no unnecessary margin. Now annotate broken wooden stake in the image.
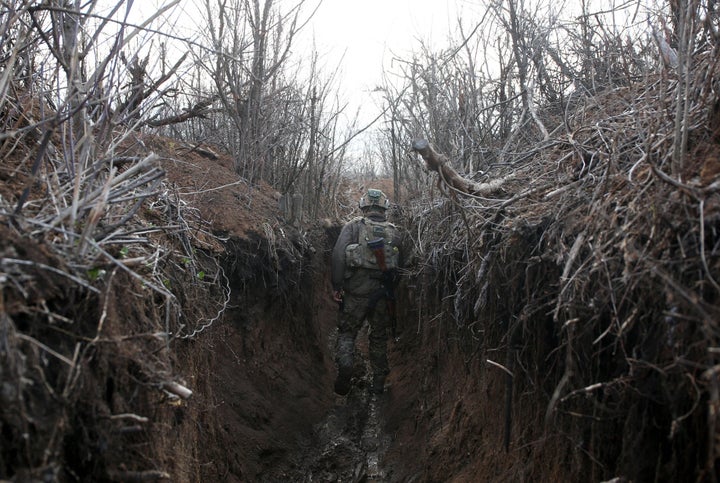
[162,381,192,399]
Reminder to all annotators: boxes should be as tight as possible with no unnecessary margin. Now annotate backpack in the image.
[345,217,400,271]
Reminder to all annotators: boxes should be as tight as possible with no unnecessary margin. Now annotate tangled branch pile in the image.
[409,55,720,480]
[0,1,252,478]
[0,52,231,483]
[0,132,229,480]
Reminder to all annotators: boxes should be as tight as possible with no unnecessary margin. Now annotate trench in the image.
[189,222,538,482]
[3,206,709,481]
[167,197,713,483]
[195,225,402,482]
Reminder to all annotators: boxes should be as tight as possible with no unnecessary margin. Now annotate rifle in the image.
[367,237,397,338]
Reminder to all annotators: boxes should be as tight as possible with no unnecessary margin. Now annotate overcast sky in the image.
[108,0,649,159]
[290,0,472,159]
[119,0,463,130]
[299,0,461,125]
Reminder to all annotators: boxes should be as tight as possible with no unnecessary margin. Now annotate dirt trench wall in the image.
[383,221,572,482]
[0,223,217,482]
[176,228,338,482]
[4,188,713,481]
[381,202,715,482]
[0,219,338,482]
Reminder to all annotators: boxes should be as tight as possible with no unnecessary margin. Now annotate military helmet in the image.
[359,188,389,211]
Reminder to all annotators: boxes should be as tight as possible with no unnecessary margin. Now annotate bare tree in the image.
[374,0,666,195]
[200,0,303,180]
[191,0,348,217]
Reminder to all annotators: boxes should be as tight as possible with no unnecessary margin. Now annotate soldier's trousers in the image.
[335,292,389,393]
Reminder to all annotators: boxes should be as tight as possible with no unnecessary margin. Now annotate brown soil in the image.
[1,131,428,482]
[142,137,434,482]
[4,118,718,482]
[141,137,347,481]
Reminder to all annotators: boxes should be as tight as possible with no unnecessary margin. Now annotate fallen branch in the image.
[145,96,219,128]
[411,139,511,197]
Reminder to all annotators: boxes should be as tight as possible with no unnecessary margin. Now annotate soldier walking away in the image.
[331,189,404,396]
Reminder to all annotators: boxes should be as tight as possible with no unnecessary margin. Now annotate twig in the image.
[179,178,249,196]
[106,470,171,482]
[545,318,578,425]
[15,333,74,366]
[486,358,514,377]
[109,413,150,423]
[1,258,100,294]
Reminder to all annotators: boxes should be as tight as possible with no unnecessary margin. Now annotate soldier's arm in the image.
[331,222,355,291]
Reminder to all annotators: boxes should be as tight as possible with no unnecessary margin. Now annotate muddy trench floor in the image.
[261,356,394,482]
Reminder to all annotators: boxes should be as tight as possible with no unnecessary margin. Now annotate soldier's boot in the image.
[369,355,389,395]
[370,373,386,395]
[334,332,355,396]
[334,366,352,396]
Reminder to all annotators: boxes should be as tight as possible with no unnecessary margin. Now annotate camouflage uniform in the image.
[331,191,403,396]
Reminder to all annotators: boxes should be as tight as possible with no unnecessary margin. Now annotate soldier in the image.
[331,188,404,396]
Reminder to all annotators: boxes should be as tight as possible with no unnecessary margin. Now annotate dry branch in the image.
[145,96,219,128]
[411,139,511,197]
[161,381,193,399]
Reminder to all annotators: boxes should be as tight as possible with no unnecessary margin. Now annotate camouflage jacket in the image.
[331,214,404,296]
